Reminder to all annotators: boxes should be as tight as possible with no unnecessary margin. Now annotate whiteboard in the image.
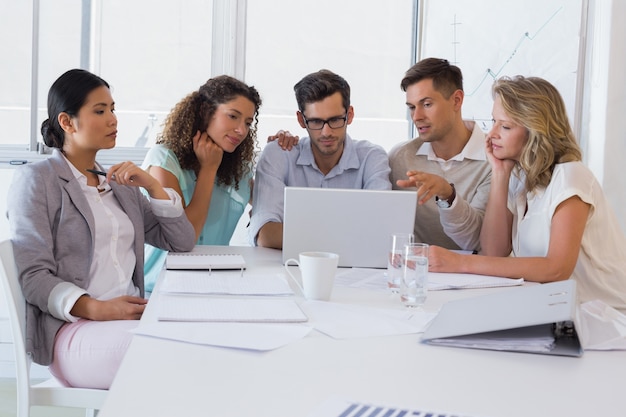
[419,0,585,132]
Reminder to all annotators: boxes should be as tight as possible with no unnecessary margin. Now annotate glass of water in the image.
[387,233,414,293]
[400,243,429,308]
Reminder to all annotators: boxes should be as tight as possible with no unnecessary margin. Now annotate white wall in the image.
[584,0,626,233]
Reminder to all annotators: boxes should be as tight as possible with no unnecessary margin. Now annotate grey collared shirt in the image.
[249,134,391,245]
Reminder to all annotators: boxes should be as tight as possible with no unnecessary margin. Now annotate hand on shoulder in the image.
[268,130,299,150]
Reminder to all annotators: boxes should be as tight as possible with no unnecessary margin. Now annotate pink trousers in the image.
[49,319,139,389]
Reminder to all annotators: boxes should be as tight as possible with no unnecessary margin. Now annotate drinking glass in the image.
[400,243,429,308]
[387,233,414,293]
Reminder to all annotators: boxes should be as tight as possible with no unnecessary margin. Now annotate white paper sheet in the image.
[334,268,524,291]
[160,270,293,295]
[577,300,626,350]
[299,300,436,339]
[334,268,388,290]
[157,295,308,323]
[428,272,524,290]
[133,322,312,351]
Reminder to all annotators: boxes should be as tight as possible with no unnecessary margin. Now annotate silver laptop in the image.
[282,187,417,268]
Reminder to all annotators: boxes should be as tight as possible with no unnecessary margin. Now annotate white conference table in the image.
[99,246,625,417]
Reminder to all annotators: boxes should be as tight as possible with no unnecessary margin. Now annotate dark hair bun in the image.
[40,118,63,148]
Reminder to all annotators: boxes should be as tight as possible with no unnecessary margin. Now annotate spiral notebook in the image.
[166,247,246,271]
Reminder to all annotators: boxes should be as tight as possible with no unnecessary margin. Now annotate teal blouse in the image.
[141,144,252,291]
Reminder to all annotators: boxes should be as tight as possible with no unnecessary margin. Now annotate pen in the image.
[87,168,107,177]
[87,168,107,176]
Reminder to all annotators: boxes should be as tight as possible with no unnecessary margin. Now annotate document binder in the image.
[421,280,583,357]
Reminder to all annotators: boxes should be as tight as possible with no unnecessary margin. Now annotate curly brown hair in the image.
[156,75,262,189]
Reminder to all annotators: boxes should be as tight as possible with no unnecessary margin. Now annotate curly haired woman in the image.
[142,75,261,291]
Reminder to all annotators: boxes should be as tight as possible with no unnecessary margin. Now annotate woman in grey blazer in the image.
[7,69,196,389]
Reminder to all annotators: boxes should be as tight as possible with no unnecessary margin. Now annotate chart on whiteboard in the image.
[420,0,584,130]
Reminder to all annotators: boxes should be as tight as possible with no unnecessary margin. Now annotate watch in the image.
[435,183,456,208]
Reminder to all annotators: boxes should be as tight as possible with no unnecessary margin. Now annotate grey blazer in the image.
[7,150,195,365]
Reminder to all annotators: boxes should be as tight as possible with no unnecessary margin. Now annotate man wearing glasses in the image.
[249,69,391,249]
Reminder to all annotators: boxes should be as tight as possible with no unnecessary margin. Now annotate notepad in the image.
[157,296,308,323]
[166,249,246,271]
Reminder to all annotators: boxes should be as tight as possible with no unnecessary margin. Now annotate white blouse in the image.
[508,162,626,311]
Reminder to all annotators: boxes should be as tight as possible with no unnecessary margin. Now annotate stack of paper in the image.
[426,325,556,353]
[428,272,524,290]
[334,269,524,291]
[160,271,293,295]
[157,296,308,323]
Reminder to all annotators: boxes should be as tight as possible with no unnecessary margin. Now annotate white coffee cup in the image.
[284,252,339,300]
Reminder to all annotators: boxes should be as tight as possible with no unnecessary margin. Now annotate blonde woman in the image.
[429,76,626,311]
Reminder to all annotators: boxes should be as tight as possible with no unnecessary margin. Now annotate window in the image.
[94,0,214,149]
[0,0,33,151]
[245,0,415,151]
[1,0,417,165]
[419,0,585,134]
[1,0,215,164]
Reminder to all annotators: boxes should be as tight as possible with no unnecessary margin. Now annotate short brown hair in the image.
[400,58,463,98]
[294,69,350,114]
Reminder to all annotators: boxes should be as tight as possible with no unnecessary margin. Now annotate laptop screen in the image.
[282,187,417,268]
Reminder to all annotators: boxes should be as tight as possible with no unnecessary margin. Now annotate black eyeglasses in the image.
[301,113,348,130]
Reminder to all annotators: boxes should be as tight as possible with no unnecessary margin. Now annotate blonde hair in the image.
[492,76,581,192]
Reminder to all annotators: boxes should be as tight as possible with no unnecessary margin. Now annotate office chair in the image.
[0,239,108,417]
